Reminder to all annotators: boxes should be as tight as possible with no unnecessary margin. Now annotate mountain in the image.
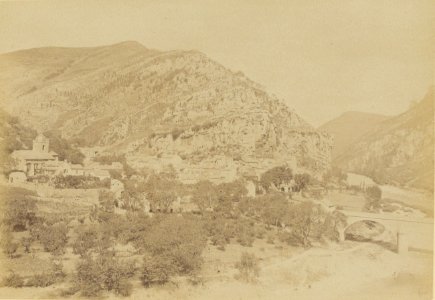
[0,41,332,182]
[333,89,434,190]
[319,111,389,158]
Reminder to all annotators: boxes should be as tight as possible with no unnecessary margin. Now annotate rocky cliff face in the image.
[0,41,332,180]
[334,89,434,190]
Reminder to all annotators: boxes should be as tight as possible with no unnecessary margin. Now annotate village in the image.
[6,133,260,214]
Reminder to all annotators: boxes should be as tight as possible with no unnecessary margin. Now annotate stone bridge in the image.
[337,210,434,254]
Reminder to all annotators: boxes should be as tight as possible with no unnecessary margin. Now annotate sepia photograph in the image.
[0,0,433,299]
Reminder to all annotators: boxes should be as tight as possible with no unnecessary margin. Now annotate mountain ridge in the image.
[333,89,434,190]
[319,111,390,158]
[0,41,332,182]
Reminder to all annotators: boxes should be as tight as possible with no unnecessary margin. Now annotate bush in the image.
[1,272,24,288]
[72,226,99,257]
[1,187,37,231]
[206,216,234,250]
[256,226,266,239]
[141,216,207,275]
[236,221,255,247]
[74,252,135,297]
[1,232,18,259]
[141,255,177,286]
[115,279,133,297]
[365,185,382,211]
[26,272,56,287]
[39,222,68,255]
[285,202,347,247]
[235,252,260,283]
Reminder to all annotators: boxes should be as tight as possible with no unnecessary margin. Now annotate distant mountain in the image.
[0,41,332,181]
[319,111,389,158]
[333,89,434,190]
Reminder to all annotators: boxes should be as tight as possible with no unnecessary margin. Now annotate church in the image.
[11,133,60,177]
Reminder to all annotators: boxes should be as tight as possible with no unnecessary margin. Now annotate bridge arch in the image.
[338,213,411,254]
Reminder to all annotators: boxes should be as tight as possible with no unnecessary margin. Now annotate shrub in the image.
[1,187,37,231]
[235,252,260,283]
[26,272,56,287]
[205,216,234,250]
[365,185,382,211]
[115,279,133,297]
[74,253,135,297]
[285,202,347,247]
[39,222,68,255]
[72,226,99,257]
[141,255,177,286]
[1,232,18,259]
[142,216,207,274]
[236,221,255,247]
[1,272,24,288]
[256,226,266,239]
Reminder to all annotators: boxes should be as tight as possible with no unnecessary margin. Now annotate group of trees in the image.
[0,160,353,296]
[258,166,312,194]
[0,186,67,288]
[71,192,207,297]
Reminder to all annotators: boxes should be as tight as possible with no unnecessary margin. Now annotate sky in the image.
[0,0,433,126]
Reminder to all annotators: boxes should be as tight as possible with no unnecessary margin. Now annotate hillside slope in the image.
[334,89,434,190]
[319,112,389,158]
[0,41,332,181]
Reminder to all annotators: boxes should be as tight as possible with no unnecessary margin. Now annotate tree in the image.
[144,174,179,212]
[260,166,293,192]
[39,222,69,256]
[72,226,99,257]
[365,185,382,211]
[235,220,256,247]
[141,254,177,286]
[98,190,116,214]
[137,216,207,281]
[260,193,288,227]
[235,252,260,282]
[1,231,18,258]
[294,173,311,192]
[74,252,135,297]
[44,130,85,164]
[121,190,146,211]
[285,201,346,247]
[286,202,325,248]
[192,180,218,213]
[2,187,37,231]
